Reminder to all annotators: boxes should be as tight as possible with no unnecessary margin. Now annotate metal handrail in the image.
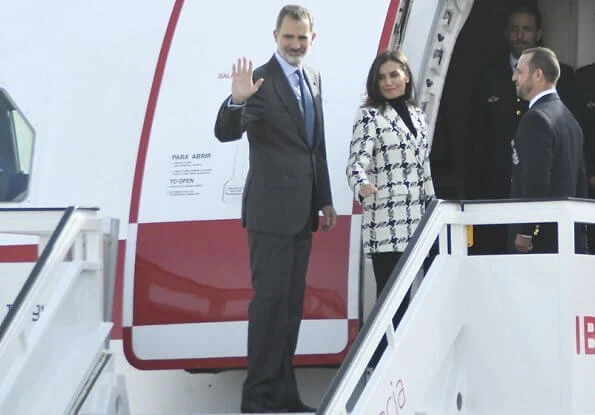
[318,198,595,414]
[0,206,75,343]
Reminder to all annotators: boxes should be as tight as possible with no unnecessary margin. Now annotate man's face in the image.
[512,53,536,100]
[505,12,542,58]
[274,16,315,66]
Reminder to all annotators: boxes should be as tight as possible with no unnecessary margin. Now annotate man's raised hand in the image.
[231,57,264,105]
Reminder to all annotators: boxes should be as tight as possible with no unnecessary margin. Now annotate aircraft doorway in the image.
[430,0,591,200]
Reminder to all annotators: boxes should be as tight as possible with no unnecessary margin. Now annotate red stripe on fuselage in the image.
[0,245,37,262]
[132,218,350,325]
[122,319,359,370]
[129,0,186,224]
[378,0,401,52]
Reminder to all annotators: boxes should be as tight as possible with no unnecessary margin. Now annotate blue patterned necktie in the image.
[296,69,315,147]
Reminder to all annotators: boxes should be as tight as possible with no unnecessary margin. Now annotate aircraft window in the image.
[0,89,34,202]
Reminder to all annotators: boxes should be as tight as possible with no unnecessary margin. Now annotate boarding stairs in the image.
[319,198,595,414]
[0,201,593,414]
[0,207,129,414]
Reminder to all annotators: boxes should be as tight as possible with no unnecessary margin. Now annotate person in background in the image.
[574,61,595,252]
[469,4,574,254]
[214,5,336,413]
[346,49,435,366]
[510,47,587,253]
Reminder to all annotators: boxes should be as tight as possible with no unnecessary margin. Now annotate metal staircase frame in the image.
[0,207,126,414]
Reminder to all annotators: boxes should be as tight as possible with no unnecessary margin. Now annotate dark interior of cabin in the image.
[431,0,542,200]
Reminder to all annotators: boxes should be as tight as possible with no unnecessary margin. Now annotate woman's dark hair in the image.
[363,49,415,108]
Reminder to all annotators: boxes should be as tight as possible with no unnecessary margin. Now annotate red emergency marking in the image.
[576,315,595,355]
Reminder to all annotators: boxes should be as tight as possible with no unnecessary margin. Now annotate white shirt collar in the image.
[529,88,557,108]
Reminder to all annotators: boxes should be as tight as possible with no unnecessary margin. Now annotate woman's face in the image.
[377,60,409,100]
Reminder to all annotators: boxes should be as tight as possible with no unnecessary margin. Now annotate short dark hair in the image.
[522,47,560,84]
[364,49,415,108]
[276,5,313,32]
[507,4,542,30]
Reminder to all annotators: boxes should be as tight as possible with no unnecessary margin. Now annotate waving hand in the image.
[231,57,264,105]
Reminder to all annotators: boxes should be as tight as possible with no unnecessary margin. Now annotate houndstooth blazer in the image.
[346,103,435,253]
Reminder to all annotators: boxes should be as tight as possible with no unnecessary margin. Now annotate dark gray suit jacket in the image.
[214,56,333,235]
[575,63,595,184]
[510,92,588,245]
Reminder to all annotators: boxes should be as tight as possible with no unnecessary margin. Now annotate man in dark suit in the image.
[214,5,336,413]
[575,62,595,252]
[510,47,587,253]
[469,4,574,254]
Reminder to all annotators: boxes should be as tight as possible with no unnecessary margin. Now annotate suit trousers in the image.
[242,220,312,410]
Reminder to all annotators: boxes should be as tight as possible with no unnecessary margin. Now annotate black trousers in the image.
[242,222,312,410]
[368,249,436,368]
[368,251,409,368]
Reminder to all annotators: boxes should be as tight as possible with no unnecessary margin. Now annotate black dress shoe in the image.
[287,401,316,413]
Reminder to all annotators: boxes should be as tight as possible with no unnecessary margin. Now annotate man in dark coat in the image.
[214,5,336,413]
[470,4,574,254]
[510,47,587,253]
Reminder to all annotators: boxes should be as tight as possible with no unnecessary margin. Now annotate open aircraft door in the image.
[121,0,412,370]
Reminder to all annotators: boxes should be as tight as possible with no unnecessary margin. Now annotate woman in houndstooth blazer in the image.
[346,50,435,338]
